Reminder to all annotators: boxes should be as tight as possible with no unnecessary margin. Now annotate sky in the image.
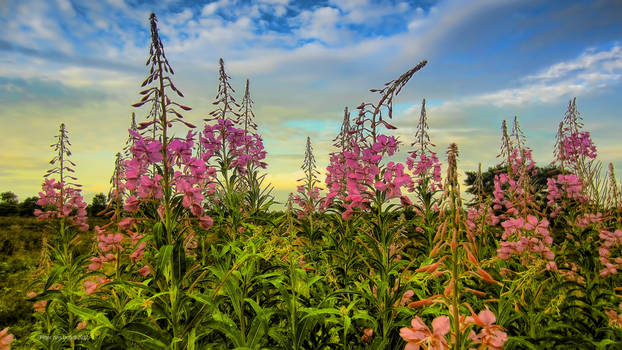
[1,0,621,205]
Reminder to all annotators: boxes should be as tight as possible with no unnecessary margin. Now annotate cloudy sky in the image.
[1,0,621,204]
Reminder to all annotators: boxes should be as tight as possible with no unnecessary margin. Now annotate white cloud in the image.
[526,45,622,82]
[293,6,344,45]
[201,0,229,17]
[465,44,622,107]
[168,8,193,26]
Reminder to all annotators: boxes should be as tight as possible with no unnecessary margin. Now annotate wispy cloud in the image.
[432,44,622,109]
[0,39,137,72]
[479,44,622,106]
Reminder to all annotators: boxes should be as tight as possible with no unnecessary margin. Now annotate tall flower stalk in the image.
[31,123,89,349]
[333,61,427,348]
[406,98,442,229]
[236,78,272,215]
[293,137,323,241]
[202,59,269,238]
[98,13,217,349]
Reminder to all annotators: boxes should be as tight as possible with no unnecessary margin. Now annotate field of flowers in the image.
[2,13,621,350]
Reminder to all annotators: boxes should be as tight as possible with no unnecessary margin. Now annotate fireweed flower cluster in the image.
[328,122,412,220]
[34,178,88,231]
[324,61,428,219]
[559,131,598,163]
[497,215,554,263]
[546,174,588,217]
[406,99,442,195]
[485,118,559,264]
[122,129,215,225]
[491,149,536,216]
[29,123,95,349]
[598,229,622,277]
[201,118,267,176]
[555,98,597,166]
[489,121,538,227]
[406,152,442,191]
[34,124,89,231]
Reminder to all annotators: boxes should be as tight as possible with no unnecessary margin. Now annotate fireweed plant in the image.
[21,12,622,350]
[292,136,324,242]
[29,123,90,349]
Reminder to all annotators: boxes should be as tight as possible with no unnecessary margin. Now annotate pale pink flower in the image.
[467,307,508,350]
[34,300,47,313]
[0,327,14,350]
[361,328,373,342]
[400,316,450,350]
[119,217,136,230]
[137,265,151,277]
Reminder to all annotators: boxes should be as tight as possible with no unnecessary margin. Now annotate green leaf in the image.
[188,292,212,306]
[157,244,174,282]
[68,302,113,329]
[121,322,168,349]
[173,238,187,284]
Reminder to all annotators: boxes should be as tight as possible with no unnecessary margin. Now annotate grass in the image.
[0,216,105,349]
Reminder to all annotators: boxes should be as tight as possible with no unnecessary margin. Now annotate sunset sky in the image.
[1,0,621,205]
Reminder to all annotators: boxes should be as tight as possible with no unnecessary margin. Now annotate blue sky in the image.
[1,0,621,203]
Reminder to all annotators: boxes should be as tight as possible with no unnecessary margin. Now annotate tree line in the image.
[0,191,107,217]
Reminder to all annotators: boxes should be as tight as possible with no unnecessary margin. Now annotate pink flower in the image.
[130,242,146,263]
[84,277,110,295]
[467,307,508,350]
[399,290,415,306]
[199,216,214,230]
[375,181,388,191]
[34,300,47,313]
[76,321,87,330]
[137,265,151,277]
[400,316,450,350]
[124,195,140,212]
[119,217,136,230]
[361,328,373,342]
[97,233,124,252]
[84,281,98,294]
[88,255,108,271]
[0,327,14,350]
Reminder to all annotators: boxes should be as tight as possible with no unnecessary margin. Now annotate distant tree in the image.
[464,165,563,206]
[18,196,40,216]
[88,193,107,217]
[0,191,19,216]
[1,192,18,205]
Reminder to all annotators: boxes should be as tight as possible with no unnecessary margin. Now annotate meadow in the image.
[1,13,621,350]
